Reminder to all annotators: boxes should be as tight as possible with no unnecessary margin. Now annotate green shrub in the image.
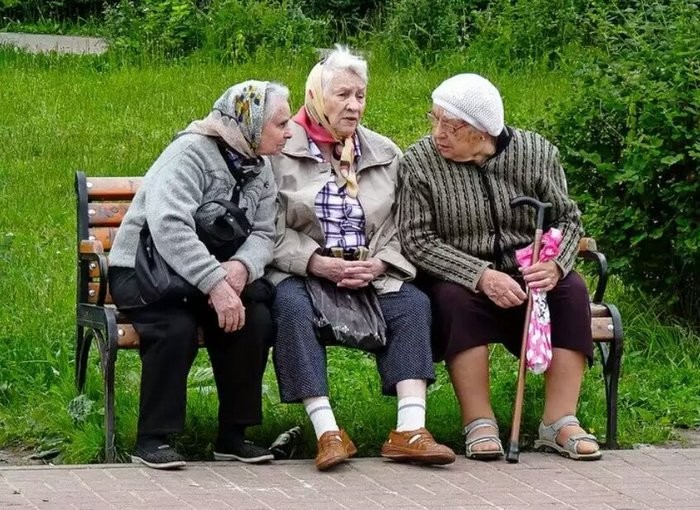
[550,1,700,320]
[104,0,204,57]
[201,0,327,61]
[469,0,587,66]
[0,0,113,21]
[376,0,485,65]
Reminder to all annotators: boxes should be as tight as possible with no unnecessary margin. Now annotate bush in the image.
[376,0,485,65]
[469,0,586,65]
[550,1,700,320]
[103,0,326,61]
[104,0,204,57]
[0,0,112,21]
[201,0,327,61]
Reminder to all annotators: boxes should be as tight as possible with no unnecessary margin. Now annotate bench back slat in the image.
[88,227,119,251]
[86,177,142,201]
[87,203,131,227]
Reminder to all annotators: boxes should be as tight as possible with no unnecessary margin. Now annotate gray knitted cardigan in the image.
[109,133,278,294]
[396,128,583,292]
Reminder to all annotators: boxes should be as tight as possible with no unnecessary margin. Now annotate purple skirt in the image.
[416,271,594,364]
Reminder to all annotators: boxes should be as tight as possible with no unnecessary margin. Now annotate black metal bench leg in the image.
[95,312,120,463]
[103,343,117,463]
[75,325,92,393]
[604,304,623,449]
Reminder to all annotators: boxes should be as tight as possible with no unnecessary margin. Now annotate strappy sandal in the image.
[534,415,602,461]
[463,418,504,460]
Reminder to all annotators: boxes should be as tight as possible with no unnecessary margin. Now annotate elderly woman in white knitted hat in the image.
[109,81,292,469]
[267,46,455,471]
[397,73,601,461]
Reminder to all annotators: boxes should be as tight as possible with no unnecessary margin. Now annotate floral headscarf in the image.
[184,80,268,158]
[293,62,360,198]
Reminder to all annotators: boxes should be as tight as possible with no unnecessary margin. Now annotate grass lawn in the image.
[0,48,698,463]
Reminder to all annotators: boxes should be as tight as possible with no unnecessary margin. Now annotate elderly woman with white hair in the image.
[267,47,455,471]
[109,81,292,469]
[397,73,601,461]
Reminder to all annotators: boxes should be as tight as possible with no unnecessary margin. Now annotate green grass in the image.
[0,49,698,463]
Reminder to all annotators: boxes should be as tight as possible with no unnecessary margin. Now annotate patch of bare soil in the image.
[0,448,49,467]
[660,428,700,449]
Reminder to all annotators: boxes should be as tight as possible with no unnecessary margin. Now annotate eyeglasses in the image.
[426,112,467,135]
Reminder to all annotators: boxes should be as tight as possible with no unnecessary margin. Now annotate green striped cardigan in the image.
[396,128,583,292]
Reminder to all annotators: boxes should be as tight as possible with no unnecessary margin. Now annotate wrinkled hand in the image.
[221,260,249,295]
[337,257,387,289]
[477,268,527,308]
[520,260,561,292]
[209,279,245,332]
[307,254,387,289]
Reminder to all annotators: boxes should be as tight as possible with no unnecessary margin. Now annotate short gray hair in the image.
[264,82,290,122]
[321,45,368,92]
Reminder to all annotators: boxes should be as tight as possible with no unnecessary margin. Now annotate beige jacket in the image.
[266,122,415,294]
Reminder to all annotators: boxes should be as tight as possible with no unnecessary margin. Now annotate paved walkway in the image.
[1,448,699,509]
[0,32,108,54]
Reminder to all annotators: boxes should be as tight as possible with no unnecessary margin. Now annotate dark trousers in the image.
[109,267,273,437]
[417,271,594,365]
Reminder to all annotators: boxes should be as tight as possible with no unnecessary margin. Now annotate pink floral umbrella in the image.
[515,228,562,374]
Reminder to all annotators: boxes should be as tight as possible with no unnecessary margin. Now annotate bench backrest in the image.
[76,172,143,306]
[75,171,614,341]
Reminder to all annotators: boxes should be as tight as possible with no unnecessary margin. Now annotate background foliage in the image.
[549,1,700,320]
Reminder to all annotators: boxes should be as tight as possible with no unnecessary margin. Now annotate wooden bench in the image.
[74,171,623,462]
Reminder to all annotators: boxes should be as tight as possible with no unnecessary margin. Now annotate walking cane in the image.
[505,196,552,463]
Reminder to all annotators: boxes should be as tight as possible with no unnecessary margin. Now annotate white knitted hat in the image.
[431,74,504,136]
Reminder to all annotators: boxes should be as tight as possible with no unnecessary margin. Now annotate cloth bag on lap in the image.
[305,276,387,352]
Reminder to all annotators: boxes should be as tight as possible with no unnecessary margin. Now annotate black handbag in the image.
[135,223,199,304]
[134,199,253,304]
[134,139,257,305]
[195,198,252,262]
[305,276,387,352]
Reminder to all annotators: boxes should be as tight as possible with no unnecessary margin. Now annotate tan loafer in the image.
[315,430,349,471]
[380,428,455,465]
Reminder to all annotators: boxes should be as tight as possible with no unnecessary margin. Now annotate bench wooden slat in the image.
[87,203,130,227]
[578,237,598,253]
[591,317,614,341]
[117,323,204,348]
[88,282,112,304]
[88,227,119,252]
[86,177,142,200]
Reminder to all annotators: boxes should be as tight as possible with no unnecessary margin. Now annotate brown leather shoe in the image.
[340,429,357,457]
[381,428,456,465]
[315,430,349,471]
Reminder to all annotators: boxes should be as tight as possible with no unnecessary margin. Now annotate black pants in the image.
[109,267,274,437]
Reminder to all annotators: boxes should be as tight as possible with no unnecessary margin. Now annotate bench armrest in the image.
[577,237,609,304]
[78,240,109,306]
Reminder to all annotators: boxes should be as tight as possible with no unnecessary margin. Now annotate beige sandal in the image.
[534,415,602,461]
[464,418,504,460]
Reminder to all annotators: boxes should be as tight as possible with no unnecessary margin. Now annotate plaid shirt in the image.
[309,136,367,249]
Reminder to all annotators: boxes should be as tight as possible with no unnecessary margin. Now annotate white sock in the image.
[304,397,339,439]
[396,396,426,432]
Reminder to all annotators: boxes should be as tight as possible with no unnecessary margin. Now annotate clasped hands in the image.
[477,261,561,308]
[208,260,249,333]
[307,252,387,289]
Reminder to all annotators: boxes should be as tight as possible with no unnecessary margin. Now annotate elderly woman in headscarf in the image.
[397,73,601,461]
[108,81,292,470]
[267,47,455,471]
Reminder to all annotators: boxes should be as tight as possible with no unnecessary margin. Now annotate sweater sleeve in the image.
[538,145,584,276]
[397,153,492,292]
[230,163,278,282]
[145,150,226,294]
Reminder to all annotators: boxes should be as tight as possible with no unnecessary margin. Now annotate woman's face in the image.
[430,106,486,162]
[256,100,292,155]
[323,69,366,138]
